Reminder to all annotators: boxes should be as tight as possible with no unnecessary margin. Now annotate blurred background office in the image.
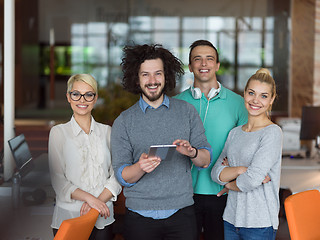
[0,0,320,239]
[2,0,320,187]
[0,0,292,118]
[1,0,319,120]
[1,0,320,198]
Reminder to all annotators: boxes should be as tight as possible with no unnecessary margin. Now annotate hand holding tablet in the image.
[148,145,177,161]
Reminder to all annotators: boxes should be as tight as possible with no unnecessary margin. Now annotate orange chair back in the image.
[284,189,320,240]
[54,208,100,240]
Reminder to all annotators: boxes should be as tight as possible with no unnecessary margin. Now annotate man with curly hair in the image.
[111,44,212,240]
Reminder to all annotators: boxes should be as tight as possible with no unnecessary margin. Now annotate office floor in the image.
[0,154,302,240]
[4,120,318,240]
[0,135,294,240]
[0,152,55,240]
[0,186,291,240]
[0,188,55,240]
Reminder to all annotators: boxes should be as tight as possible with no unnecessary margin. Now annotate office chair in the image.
[284,189,320,240]
[54,208,100,240]
[8,134,35,208]
[8,134,34,178]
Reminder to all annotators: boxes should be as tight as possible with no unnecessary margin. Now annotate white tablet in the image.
[148,145,177,160]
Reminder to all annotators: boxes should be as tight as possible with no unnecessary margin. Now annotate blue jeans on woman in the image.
[224,221,277,240]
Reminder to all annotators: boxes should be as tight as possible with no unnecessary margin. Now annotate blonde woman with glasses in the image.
[49,74,121,240]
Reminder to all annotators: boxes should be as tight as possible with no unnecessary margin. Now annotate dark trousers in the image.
[124,205,197,240]
[53,224,113,240]
[193,194,227,240]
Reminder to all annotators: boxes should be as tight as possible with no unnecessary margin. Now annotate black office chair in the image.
[8,134,46,208]
[8,134,35,178]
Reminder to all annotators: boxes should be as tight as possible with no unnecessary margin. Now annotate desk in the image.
[281,158,320,193]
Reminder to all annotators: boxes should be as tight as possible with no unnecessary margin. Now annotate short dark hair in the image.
[189,40,220,64]
[121,44,184,94]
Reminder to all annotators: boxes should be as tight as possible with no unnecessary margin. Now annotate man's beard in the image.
[141,83,164,102]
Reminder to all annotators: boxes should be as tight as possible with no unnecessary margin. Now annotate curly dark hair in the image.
[120,44,184,94]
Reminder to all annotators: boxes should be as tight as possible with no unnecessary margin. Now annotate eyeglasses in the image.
[69,91,96,102]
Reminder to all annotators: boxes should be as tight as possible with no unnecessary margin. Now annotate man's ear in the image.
[215,62,220,72]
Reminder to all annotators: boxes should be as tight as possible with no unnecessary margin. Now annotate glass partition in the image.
[39,13,287,112]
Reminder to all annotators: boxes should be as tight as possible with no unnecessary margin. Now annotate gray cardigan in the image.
[211,124,282,229]
[111,97,210,211]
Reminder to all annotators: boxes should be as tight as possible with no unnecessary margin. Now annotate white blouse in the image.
[49,116,122,229]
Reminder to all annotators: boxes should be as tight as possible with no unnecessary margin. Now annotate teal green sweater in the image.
[175,86,247,195]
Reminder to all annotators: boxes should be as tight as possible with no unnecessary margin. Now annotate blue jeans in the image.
[224,221,277,240]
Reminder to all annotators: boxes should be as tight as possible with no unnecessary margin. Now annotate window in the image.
[41,11,288,113]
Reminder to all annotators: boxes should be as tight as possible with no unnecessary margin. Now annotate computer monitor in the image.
[299,106,320,141]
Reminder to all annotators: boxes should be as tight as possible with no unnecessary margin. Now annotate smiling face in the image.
[67,80,97,118]
[189,45,220,84]
[244,80,275,118]
[138,58,165,106]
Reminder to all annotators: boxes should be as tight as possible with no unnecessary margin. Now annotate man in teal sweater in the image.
[175,40,247,240]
